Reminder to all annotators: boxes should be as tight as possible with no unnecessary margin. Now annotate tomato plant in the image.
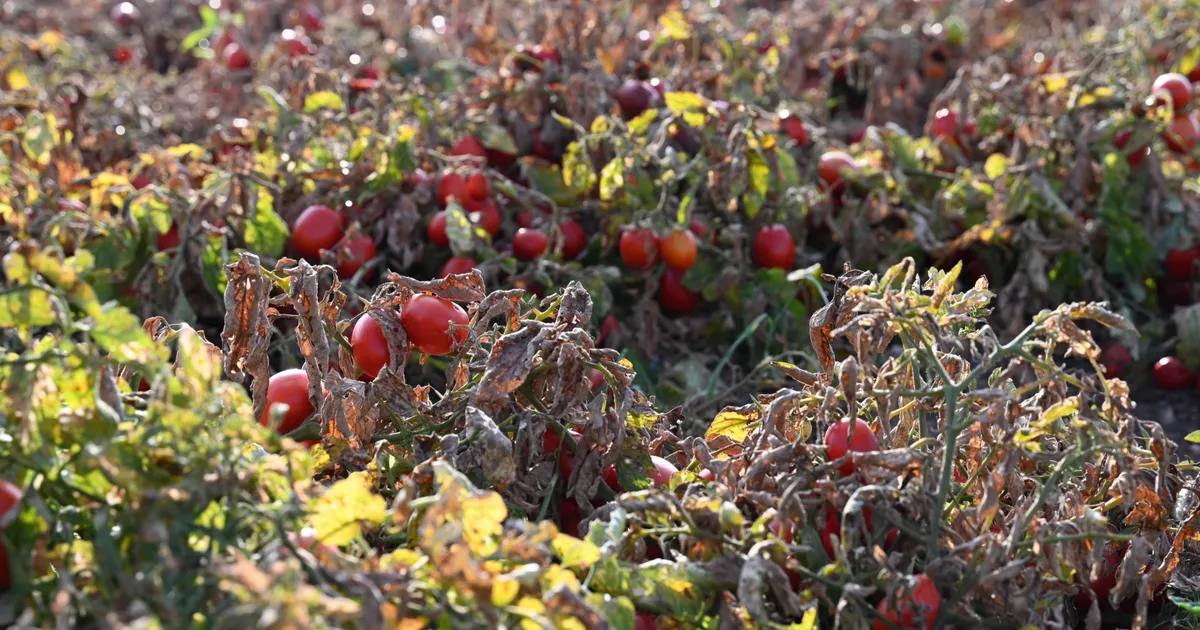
[400,295,470,356]
[223,42,251,70]
[659,229,697,271]
[351,314,390,379]
[1099,343,1133,379]
[292,205,345,261]
[428,212,450,248]
[823,418,879,476]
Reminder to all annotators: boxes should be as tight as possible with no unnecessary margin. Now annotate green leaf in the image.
[664,92,707,116]
[180,24,215,53]
[257,86,292,113]
[444,201,474,256]
[0,287,56,328]
[308,471,387,547]
[201,234,229,296]
[743,191,764,220]
[748,150,770,196]
[303,91,346,114]
[984,153,1009,179]
[1186,430,1200,444]
[584,595,636,630]
[1170,595,1200,617]
[21,111,55,167]
[561,142,597,195]
[478,124,518,155]
[244,188,288,258]
[527,164,580,207]
[92,304,163,365]
[130,194,173,236]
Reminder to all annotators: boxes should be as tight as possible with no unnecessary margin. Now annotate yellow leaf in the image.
[539,564,581,592]
[37,31,65,53]
[664,91,707,115]
[984,153,1008,180]
[1042,74,1070,94]
[555,618,586,630]
[91,172,131,208]
[706,409,756,443]
[308,471,387,547]
[166,144,207,160]
[461,492,508,556]
[1036,397,1079,426]
[658,10,691,41]
[552,534,601,568]
[795,606,819,630]
[516,596,547,630]
[6,69,29,91]
[492,575,520,607]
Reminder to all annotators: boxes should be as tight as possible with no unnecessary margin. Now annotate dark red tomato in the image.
[780,112,808,145]
[355,63,380,81]
[157,224,181,252]
[1099,344,1133,379]
[1165,245,1200,279]
[546,428,583,484]
[437,171,468,207]
[132,172,151,190]
[620,228,659,271]
[531,44,562,68]
[847,124,871,145]
[1163,113,1200,154]
[697,468,715,481]
[214,30,236,56]
[451,136,488,161]
[873,575,941,630]
[614,80,657,119]
[470,200,502,237]
[823,418,879,476]
[440,256,477,277]
[223,43,251,70]
[1152,72,1193,111]
[659,268,700,315]
[1154,356,1192,389]
[292,205,345,260]
[111,1,141,27]
[466,172,490,202]
[513,228,549,261]
[820,504,841,558]
[280,29,314,57]
[557,499,583,537]
[261,368,315,435]
[818,151,859,193]
[648,77,671,98]
[1114,129,1150,166]
[752,224,795,270]
[634,613,658,630]
[350,314,390,379]
[299,5,323,32]
[930,109,977,150]
[428,211,450,247]
[558,219,588,260]
[542,427,582,456]
[336,234,377,279]
[659,229,698,271]
[587,368,605,392]
[515,208,537,229]
[1159,275,1193,308]
[688,218,714,244]
[400,294,470,356]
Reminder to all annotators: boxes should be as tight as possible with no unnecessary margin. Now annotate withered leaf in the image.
[221,253,273,419]
[472,322,553,415]
[389,271,485,304]
[463,406,516,491]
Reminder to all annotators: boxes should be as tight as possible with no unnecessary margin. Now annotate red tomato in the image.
[261,369,315,435]
[648,77,671,98]
[780,112,808,145]
[587,368,605,392]
[400,294,470,356]
[113,45,135,64]
[157,224,181,252]
[1159,275,1193,308]
[823,418,879,476]
[634,613,658,630]
[752,224,795,270]
[1165,245,1200,279]
[440,256,477,277]
[697,468,715,481]
[1151,72,1193,111]
[659,229,698,271]
[1099,344,1133,379]
[280,29,314,57]
[466,172,490,202]
[930,109,978,151]
[531,44,562,68]
[557,499,583,537]
[620,228,659,271]
[513,228,549,261]
[648,456,678,487]
[223,43,251,70]
[437,171,468,207]
[1154,356,1192,389]
[873,575,941,630]
[546,428,582,484]
[470,200,502,237]
[558,219,588,260]
[818,151,859,193]
[542,427,581,455]
[132,172,151,190]
[451,136,488,161]
[598,314,619,346]
[1163,113,1200,154]
[614,80,658,119]
[351,314,390,379]
[336,234,377,279]
[299,6,323,32]
[428,211,450,247]
[820,504,841,558]
[1114,129,1150,166]
[292,205,345,260]
[689,218,716,244]
[659,268,700,315]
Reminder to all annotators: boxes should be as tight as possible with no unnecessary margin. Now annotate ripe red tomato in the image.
[1114,129,1150,166]
[587,368,605,392]
[1163,113,1200,154]
[823,418,879,476]
[400,294,470,356]
[542,427,582,455]
[820,504,841,558]
[261,369,315,435]
[1165,245,1200,279]
[280,29,314,57]
[818,151,859,193]
[440,256,477,277]
[471,200,502,237]
[437,171,468,207]
[689,218,716,244]
[557,499,583,537]
[466,172,490,202]
[292,205,346,260]
[113,45,135,64]
[659,268,700,315]
[1153,356,1192,389]
[752,224,795,270]
[558,219,588,260]
[428,211,450,247]
[132,172,151,190]
[336,234,377,279]
[1151,72,1193,111]
[298,6,323,32]
[598,314,619,346]
[614,80,658,119]
[157,224,181,252]
[648,77,671,98]
[659,229,698,271]
[531,44,562,68]
[351,314,390,379]
[451,136,488,161]
[634,613,658,630]
[620,228,659,271]
[513,228,549,261]
[873,575,941,630]
[545,428,583,484]
[1099,344,1133,379]
[780,112,808,145]
[223,43,251,70]
[649,456,678,487]
[929,109,978,150]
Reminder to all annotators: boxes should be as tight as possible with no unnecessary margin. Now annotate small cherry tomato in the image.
[1099,344,1133,379]
[780,111,808,145]
[1151,72,1193,111]
[634,613,658,630]
[223,43,252,70]
[1163,113,1200,154]
[466,172,490,202]
[1114,129,1150,166]
[558,219,588,260]
[823,418,879,476]
[818,151,859,193]
[1165,245,1200,280]
[470,200,502,236]
[451,136,488,161]
[437,171,468,207]
[400,294,470,356]
[428,211,451,247]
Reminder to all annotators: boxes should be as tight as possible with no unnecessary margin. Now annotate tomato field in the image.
[4,0,1200,628]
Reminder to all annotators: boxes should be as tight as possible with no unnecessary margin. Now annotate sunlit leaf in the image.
[658,10,691,40]
[552,534,601,568]
[244,188,288,258]
[303,91,346,114]
[308,471,387,547]
[664,92,707,116]
[92,304,163,365]
[984,154,1009,180]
